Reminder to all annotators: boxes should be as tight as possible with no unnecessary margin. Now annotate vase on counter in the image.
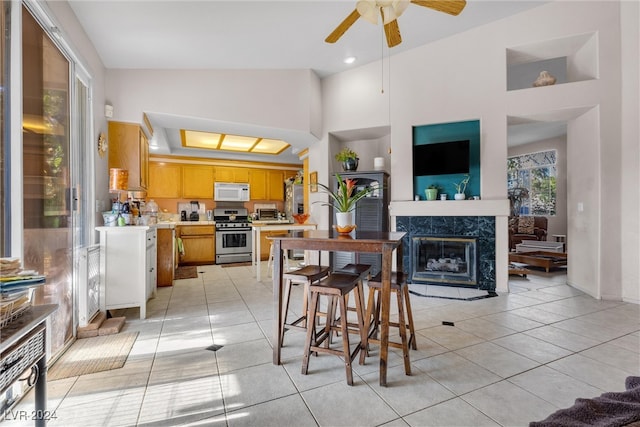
[335,211,356,234]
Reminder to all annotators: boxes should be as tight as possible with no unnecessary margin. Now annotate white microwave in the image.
[214,182,250,202]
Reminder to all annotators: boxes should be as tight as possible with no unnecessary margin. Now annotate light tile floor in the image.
[11,265,640,426]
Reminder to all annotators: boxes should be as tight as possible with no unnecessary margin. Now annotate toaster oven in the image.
[257,208,278,221]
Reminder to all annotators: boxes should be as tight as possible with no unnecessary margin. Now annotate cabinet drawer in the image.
[0,324,45,392]
[178,225,214,236]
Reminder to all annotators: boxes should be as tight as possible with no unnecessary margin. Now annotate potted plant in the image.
[335,147,359,171]
[316,173,373,232]
[453,174,471,200]
[425,184,440,201]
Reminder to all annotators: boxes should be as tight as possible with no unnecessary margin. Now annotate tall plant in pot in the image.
[316,173,373,233]
[335,147,359,171]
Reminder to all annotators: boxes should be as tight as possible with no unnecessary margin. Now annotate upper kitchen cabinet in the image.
[249,169,284,201]
[249,169,267,200]
[215,166,249,183]
[182,165,214,199]
[148,162,182,198]
[267,170,285,201]
[108,121,149,190]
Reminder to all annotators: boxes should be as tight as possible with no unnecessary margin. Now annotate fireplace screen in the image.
[412,236,477,286]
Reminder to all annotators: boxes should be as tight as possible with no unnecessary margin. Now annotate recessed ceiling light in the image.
[181,129,290,155]
[344,56,356,64]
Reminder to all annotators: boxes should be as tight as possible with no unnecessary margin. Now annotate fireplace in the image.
[413,236,477,286]
[396,215,496,291]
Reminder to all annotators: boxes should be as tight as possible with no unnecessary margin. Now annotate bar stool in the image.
[302,273,367,386]
[334,263,371,337]
[279,264,330,347]
[365,271,416,375]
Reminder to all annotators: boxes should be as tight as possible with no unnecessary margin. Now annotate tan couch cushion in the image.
[518,217,535,234]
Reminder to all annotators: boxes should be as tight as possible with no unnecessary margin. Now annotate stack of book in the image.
[0,258,45,328]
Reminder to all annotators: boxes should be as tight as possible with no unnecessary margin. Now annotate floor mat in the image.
[48,332,138,380]
[174,265,198,279]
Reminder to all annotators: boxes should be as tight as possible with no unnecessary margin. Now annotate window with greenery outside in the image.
[507,149,557,216]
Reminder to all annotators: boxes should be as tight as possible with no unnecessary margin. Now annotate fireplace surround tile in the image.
[397,216,496,292]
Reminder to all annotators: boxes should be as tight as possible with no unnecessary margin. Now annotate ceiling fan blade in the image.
[384,19,402,48]
[410,0,467,16]
[325,9,361,43]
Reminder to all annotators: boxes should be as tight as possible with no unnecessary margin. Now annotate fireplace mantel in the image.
[390,199,510,218]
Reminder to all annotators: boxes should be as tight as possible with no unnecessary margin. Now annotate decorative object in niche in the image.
[453,174,471,200]
[533,71,557,87]
[98,132,107,158]
[335,147,359,171]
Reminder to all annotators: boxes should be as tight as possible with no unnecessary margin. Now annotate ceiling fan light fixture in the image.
[356,0,379,24]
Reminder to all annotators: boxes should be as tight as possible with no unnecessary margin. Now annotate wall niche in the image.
[506,32,598,91]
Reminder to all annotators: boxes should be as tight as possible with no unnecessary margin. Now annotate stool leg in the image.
[354,284,368,366]
[279,279,293,348]
[338,294,353,386]
[302,291,320,375]
[396,289,411,375]
[300,282,309,328]
[403,286,417,350]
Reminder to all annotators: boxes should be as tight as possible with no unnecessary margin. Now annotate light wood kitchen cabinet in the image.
[177,225,215,265]
[108,121,149,190]
[156,227,175,286]
[267,170,285,200]
[182,165,214,198]
[249,169,267,200]
[250,169,284,200]
[215,166,249,183]
[148,162,182,198]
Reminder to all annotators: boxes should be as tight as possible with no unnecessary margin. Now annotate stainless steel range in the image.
[214,207,252,264]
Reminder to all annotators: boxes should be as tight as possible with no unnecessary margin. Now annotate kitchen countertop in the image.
[251,219,294,225]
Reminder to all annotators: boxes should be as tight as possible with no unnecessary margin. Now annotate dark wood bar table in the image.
[269,229,406,386]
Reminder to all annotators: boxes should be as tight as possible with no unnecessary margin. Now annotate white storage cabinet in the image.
[96,226,157,319]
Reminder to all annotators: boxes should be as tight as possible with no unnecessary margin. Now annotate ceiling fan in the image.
[326,0,467,48]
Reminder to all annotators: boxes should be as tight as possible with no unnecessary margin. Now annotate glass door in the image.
[21,5,74,355]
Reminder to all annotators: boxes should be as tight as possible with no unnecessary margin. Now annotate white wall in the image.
[315,1,637,300]
[105,69,322,147]
[620,0,640,304]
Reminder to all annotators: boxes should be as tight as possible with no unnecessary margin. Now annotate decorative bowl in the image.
[334,224,356,234]
[293,213,309,224]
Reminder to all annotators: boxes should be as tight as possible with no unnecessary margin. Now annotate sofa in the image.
[509,216,548,250]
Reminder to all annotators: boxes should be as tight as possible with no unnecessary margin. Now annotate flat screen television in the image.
[413,140,470,176]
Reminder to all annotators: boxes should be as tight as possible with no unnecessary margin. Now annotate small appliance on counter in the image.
[257,208,278,221]
[189,201,200,221]
[181,210,188,221]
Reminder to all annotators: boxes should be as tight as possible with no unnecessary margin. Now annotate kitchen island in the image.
[251,222,317,281]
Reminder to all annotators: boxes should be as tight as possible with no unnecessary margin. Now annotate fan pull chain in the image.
[381,24,385,94]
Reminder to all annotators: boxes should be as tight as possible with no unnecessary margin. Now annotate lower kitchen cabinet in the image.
[177,225,215,265]
[96,226,157,319]
[156,227,175,286]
